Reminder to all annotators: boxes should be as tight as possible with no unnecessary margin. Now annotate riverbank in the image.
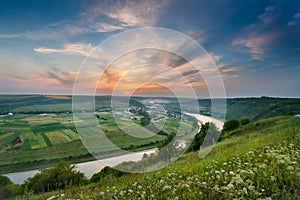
[4,148,156,184]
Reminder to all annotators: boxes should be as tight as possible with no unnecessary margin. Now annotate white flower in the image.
[287,166,294,171]
[227,183,234,189]
[213,185,220,191]
[243,187,248,195]
[229,171,235,175]
[162,185,172,191]
[248,185,255,191]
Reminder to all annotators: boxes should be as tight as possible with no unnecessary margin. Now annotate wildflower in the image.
[248,185,255,191]
[213,185,220,191]
[227,183,234,189]
[162,185,172,191]
[128,189,133,193]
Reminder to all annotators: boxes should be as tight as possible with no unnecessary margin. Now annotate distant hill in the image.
[0,95,145,114]
[162,97,300,121]
[0,95,299,121]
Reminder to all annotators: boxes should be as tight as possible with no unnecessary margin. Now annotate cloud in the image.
[231,2,282,61]
[0,23,89,40]
[258,5,280,24]
[0,33,22,39]
[232,32,279,61]
[0,0,170,40]
[34,43,94,57]
[40,68,77,86]
[288,12,300,26]
[91,23,125,32]
[89,0,170,27]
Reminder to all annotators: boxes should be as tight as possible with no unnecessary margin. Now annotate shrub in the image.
[23,161,87,194]
[0,176,22,199]
[222,119,240,133]
[240,118,250,125]
[90,166,127,183]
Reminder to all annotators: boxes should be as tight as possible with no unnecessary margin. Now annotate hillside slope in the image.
[27,116,300,200]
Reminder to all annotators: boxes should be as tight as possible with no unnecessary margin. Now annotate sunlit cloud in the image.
[34,43,95,57]
[88,0,170,27]
[232,33,278,60]
[231,2,282,61]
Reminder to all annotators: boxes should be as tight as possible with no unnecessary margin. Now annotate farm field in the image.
[0,107,195,174]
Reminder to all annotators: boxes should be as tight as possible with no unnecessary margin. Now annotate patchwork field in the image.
[0,110,193,174]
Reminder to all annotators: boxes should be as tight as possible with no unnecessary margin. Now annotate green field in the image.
[0,104,194,174]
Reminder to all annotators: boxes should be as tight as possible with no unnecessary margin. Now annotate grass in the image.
[25,116,300,199]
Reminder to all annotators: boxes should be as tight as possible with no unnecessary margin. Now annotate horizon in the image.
[0,93,299,99]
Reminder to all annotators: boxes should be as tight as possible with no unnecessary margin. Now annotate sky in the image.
[0,0,299,98]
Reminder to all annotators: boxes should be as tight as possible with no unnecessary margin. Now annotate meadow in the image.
[28,116,300,199]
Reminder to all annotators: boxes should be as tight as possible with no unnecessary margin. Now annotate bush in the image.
[0,176,22,199]
[222,119,240,133]
[23,161,87,194]
[240,118,250,125]
[90,166,127,183]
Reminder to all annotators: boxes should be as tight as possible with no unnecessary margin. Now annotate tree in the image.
[222,119,240,133]
[141,111,151,126]
[157,133,176,162]
[23,161,87,194]
[187,122,220,152]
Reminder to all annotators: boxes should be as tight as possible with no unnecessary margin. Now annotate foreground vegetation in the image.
[16,116,300,199]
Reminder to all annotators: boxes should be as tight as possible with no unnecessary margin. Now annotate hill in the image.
[25,116,300,199]
[162,97,300,121]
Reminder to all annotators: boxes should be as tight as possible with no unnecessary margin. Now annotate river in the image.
[3,149,156,184]
[184,112,224,131]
